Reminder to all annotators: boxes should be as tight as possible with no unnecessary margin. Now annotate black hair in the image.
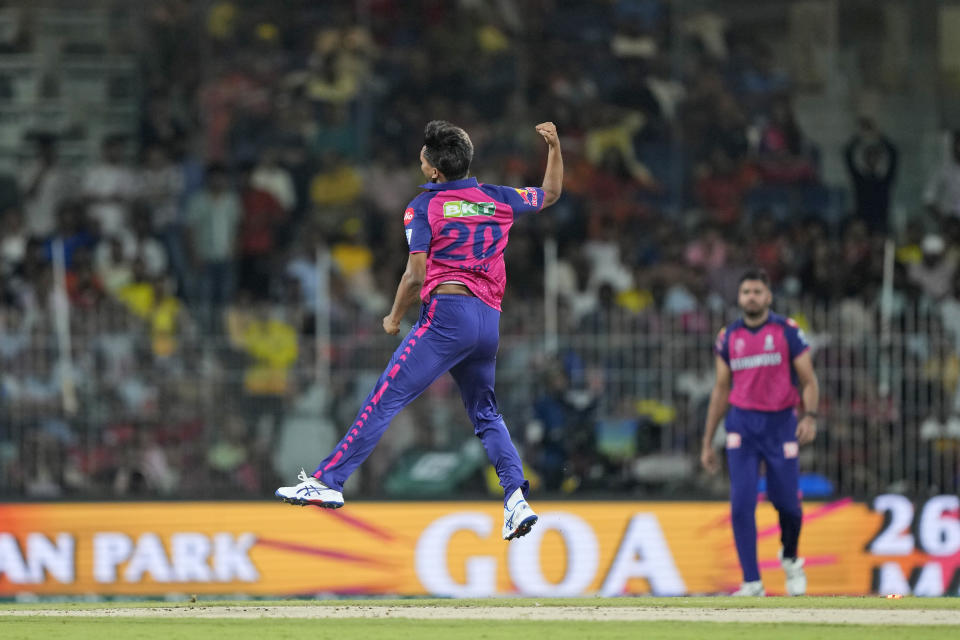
[738,268,770,287]
[423,120,473,180]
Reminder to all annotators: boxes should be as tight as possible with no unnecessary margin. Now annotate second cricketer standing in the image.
[701,269,820,596]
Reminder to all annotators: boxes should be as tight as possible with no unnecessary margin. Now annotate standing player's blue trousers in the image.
[726,406,803,583]
[312,294,528,505]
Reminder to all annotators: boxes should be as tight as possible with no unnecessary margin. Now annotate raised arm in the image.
[536,122,563,208]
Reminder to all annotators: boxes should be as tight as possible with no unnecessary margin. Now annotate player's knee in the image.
[471,411,504,431]
[777,504,803,521]
[730,497,756,521]
[768,493,802,517]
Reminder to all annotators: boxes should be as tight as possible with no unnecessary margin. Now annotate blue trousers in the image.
[726,406,803,583]
[313,294,528,505]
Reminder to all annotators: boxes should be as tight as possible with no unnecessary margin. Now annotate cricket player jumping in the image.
[277,120,563,541]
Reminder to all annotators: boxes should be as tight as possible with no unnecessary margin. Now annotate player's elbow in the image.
[542,188,561,208]
[404,271,424,289]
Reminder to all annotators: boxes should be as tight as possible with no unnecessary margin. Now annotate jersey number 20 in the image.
[434,221,503,261]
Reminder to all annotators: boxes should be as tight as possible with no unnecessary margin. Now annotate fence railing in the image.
[0,296,957,500]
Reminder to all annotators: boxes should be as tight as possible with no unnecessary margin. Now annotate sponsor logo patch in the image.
[783,441,799,459]
[764,334,775,351]
[730,352,783,371]
[405,229,413,245]
[714,327,726,352]
[443,201,496,218]
[515,187,539,207]
[726,432,742,449]
[404,208,415,225]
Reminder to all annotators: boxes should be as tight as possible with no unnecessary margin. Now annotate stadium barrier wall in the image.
[1,495,958,597]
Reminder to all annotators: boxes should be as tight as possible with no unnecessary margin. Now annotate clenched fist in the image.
[382,315,400,335]
[536,122,560,148]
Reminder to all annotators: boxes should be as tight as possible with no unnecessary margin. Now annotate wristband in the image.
[803,411,819,419]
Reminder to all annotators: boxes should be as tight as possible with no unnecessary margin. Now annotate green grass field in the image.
[3,596,959,610]
[2,618,956,640]
[1,597,958,640]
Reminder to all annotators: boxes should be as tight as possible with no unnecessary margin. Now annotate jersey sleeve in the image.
[403,197,431,253]
[483,184,545,218]
[714,327,730,364]
[785,318,810,359]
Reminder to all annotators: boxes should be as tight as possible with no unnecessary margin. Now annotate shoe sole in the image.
[505,515,538,541]
[275,491,344,509]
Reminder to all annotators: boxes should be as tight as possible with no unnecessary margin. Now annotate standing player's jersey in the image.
[403,177,544,311]
[715,312,810,412]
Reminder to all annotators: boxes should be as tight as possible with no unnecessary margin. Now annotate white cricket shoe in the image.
[732,580,765,596]
[275,469,344,508]
[780,548,807,596]
[502,487,538,540]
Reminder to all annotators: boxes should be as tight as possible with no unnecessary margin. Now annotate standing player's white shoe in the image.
[502,487,538,540]
[779,548,807,596]
[275,469,344,508]
[732,580,765,596]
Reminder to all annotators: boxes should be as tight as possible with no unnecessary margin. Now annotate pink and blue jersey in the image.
[404,177,545,311]
[714,313,810,412]
[311,176,543,503]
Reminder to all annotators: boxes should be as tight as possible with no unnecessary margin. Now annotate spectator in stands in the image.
[115,258,184,358]
[139,93,188,153]
[82,135,137,236]
[95,235,133,293]
[702,94,749,163]
[251,146,297,215]
[238,162,285,298]
[923,130,960,221]
[64,247,105,310]
[207,413,258,493]
[283,227,322,316]
[756,97,817,184]
[694,147,759,228]
[137,144,184,234]
[330,217,387,314]
[733,41,790,114]
[845,117,898,235]
[184,163,241,329]
[0,206,26,271]
[907,234,958,302]
[311,148,363,203]
[226,301,298,443]
[529,366,575,491]
[137,144,188,293]
[939,274,960,353]
[123,205,169,280]
[19,134,72,238]
[45,202,96,269]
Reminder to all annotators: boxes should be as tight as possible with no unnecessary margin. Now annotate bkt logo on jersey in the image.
[515,187,538,207]
[444,201,496,218]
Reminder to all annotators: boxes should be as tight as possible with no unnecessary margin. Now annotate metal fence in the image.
[1,290,957,501]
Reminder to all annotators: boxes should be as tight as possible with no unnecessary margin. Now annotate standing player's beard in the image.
[741,305,767,321]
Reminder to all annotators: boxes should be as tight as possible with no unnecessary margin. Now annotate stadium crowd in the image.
[0,0,958,499]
